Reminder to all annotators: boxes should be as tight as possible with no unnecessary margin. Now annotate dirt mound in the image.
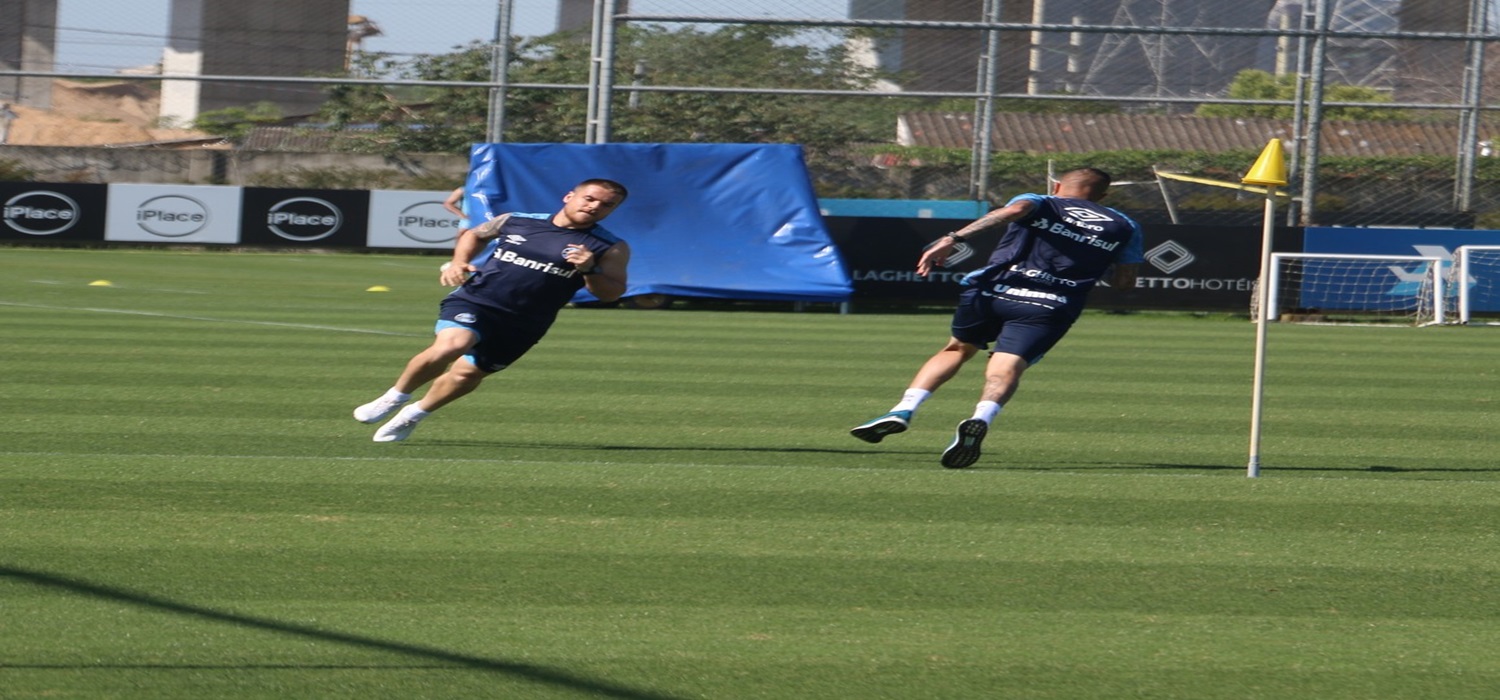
[4,80,214,147]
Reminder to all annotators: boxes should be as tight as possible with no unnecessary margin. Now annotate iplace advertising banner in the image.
[366,189,465,249]
[104,184,242,244]
[0,182,107,242]
[239,187,371,248]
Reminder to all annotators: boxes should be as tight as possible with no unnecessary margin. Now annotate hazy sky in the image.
[52,0,848,73]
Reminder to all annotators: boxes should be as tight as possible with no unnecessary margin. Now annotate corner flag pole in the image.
[1244,139,1288,478]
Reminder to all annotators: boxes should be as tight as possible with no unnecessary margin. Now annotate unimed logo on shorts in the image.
[3,190,80,236]
[266,197,343,241]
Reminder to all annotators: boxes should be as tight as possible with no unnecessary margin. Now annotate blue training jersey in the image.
[961,193,1144,306]
[447,213,622,329]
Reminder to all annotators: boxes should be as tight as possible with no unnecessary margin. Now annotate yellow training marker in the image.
[88,280,113,286]
[1242,138,1288,187]
[366,285,391,292]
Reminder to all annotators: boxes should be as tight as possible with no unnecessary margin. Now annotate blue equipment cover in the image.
[464,143,852,302]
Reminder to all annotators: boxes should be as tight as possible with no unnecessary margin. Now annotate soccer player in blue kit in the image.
[851,168,1144,468]
[354,178,631,442]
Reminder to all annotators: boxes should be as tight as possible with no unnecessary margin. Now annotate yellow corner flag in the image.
[1243,139,1288,187]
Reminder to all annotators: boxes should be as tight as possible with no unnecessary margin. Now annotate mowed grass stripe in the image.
[6,542,1498,620]
[8,288,1491,473]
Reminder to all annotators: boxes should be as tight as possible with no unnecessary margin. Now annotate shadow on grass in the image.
[383,441,1500,476]
[420,440,886,456]
[0,564,686,700]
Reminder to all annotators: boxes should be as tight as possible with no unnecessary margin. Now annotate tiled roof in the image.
[238,126,343,152]
[899,112,1469,157]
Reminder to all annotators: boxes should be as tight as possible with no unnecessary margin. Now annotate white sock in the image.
[892,388,932,413]
[972,401,1002,424]
[400,404,430,420]
[385,387,412,402]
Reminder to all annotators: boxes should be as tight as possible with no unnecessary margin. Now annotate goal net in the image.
[1455,245,1500,325]
[1259,253,1446,325]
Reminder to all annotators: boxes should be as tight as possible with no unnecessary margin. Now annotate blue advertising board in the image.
[1304,227,1500,313]
[465,143,853,303]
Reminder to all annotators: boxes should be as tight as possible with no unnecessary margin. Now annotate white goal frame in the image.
[1456,245,1500,325]
[1264,253,1446,326]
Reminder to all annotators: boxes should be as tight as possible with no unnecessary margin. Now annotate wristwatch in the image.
[945,232,966,243]
[580,265,603,275]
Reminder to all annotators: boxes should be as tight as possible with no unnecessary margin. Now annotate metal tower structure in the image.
[1082,0,1279,99]
[1076,0,1416,99]
[1316,0,1402,88]
[845,0,1474,99]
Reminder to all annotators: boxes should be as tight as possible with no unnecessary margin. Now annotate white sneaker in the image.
[373,405,426,443]
[354,393,409,424]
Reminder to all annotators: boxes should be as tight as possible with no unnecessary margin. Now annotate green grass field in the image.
[3,247,1498,699]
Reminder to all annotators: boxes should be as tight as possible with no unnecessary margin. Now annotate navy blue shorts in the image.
[435,297,546,373]
[950,287,1079,365]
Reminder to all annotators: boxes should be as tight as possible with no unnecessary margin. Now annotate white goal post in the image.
[1455,245,1500,325]
[1263,253,1446,326]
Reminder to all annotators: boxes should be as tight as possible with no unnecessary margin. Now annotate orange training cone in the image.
[1243,139,1288,187]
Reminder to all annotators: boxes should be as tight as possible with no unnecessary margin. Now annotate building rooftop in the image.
[899,111,1474,157]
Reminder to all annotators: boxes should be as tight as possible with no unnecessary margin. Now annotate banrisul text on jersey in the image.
[959,193,1144,313]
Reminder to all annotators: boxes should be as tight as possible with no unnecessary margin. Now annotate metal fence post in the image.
[485,0,515,143]
[1455,0,1489,213]
[970,0,1004,201]
[581,0,623,144]
[1297,0,1330,227]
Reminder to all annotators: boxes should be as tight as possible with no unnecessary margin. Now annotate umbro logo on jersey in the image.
[1062,207,1113,223]
[504,234,527,245]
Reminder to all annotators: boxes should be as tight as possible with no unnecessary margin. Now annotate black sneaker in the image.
[940,419,988,468]
[849,410,912,444]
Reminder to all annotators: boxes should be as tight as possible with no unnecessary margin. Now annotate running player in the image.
[353,178,630,442]
[850,168,1144,468]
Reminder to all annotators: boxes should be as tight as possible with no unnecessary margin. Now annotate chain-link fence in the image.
[5,0,1500,227]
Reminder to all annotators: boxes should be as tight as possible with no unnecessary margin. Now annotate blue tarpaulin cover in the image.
[464,143,852,302]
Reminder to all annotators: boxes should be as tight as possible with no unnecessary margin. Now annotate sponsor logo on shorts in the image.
[991,284,1070,305]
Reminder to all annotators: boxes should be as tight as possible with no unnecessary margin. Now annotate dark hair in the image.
[1068,167,1111,187]
[577,178,629,200]
[1061,168,1112,198]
